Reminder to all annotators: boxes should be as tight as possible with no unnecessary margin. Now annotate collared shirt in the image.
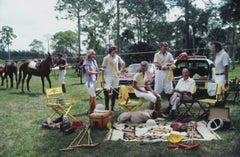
[133,72,147,87]
[85,59,98,82]
[57,58,66,70]
[175,77,196,94]
[102,54,125,77]
[214,49,229,74]
[153,51,174,66]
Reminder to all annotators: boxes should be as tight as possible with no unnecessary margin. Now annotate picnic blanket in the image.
[106,120,221,142]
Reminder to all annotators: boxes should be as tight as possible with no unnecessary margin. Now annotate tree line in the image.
[0,0,240,66]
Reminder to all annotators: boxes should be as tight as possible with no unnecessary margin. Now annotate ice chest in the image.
[89,110,112,129]
[208,107,231,129]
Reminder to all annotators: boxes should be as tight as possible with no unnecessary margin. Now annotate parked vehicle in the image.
[119,63,156,91]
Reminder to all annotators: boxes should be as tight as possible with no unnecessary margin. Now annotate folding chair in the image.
[96,72,104,99]
[176,86,201,119]
[45,87,76,120]
[196,82,227,119]
[118,85,143,112]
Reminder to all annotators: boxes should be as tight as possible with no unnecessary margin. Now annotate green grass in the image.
[0,66,240,157]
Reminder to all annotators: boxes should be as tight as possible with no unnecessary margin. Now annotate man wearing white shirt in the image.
[165,68,196,119]
[211,41,229,84]
[102,46,125,111]
[153,42,176,102]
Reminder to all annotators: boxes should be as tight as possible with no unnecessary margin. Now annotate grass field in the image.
[0,65,240,157]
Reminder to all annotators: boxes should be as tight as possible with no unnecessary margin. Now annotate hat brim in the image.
[94,109,106,113]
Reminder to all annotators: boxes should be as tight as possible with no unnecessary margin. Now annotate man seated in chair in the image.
[133,61,165,117]
[165,68,196,119]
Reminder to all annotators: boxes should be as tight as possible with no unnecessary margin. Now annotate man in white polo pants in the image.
[153,42,176,103]
[211,41,229,84]
[102,46,125,111]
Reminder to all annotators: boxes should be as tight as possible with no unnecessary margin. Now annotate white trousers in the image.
[134,87,161,103]
[154,70,173,94]
[59,69,66,84]
[104,76,119,89]
[170,92,192,110]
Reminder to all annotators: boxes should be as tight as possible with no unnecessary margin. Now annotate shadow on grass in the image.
[9,91,42,97]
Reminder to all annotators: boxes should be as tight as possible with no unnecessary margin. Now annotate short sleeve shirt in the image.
[57,58,66,70]
[85,59,98,82]
[214,49,229,74]
[175,77,196,94]
[133,72,147,87]
[102,54,125,77]
[153,51,174,66]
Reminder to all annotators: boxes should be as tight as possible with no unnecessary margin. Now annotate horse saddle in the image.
[28,60,40,70]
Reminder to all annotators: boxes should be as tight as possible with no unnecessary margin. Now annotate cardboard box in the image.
[208,107,231,129]
[89,110,112,129]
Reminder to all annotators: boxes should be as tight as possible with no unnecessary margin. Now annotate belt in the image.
[215,73,224,75]
[156,68,166,71]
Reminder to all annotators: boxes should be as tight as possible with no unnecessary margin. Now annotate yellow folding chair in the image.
[96,72,104,99]
[197,82,227,119]
[118,85,143,112]
[45,87,76,120]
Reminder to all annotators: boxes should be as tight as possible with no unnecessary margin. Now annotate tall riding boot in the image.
[62,84,66,93]
[104,89,110,110]
[90,97,96,113]
[111,88,118,111]
[165,104,172,114]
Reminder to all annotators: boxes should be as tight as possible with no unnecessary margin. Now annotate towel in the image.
[119,86,131,105]
[207,82,216,96]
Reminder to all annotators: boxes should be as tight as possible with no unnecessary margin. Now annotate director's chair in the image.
[118,85,143,112]
[196,82,227,119]
[96,72,104,99]
[45,87,76,120]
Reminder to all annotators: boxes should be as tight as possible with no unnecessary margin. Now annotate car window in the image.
[127,64,140,73]
[174,60,210,77]
[147,64,155,73]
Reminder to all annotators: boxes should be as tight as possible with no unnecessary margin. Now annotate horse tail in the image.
[17,64,23,89]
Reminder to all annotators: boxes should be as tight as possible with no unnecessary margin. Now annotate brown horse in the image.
[17,53,54,93]
[2,61,18,88]
[0,64,4,86]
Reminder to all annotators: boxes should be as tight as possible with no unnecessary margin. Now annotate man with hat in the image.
[56,53,68,93]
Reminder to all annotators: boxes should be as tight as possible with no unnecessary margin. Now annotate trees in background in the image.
[0,26,17,59]
[51,30,77,56]
[29,39,45,55]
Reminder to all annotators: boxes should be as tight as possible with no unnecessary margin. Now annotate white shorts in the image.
[154,70,173,94]
[59,70,66,84]
[134,87,160,103]
[104,76,119,89]
[85,81,97,97]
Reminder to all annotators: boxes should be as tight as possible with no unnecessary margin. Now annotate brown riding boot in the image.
[62,84,66,93]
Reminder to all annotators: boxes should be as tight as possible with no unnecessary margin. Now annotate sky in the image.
[0,0,76,51]
[0,0,220,52]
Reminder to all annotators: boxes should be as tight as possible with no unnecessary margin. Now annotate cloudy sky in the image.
[0,0,220,52]
[0,0,76,51]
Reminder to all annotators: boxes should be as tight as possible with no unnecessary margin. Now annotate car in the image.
[119,63,156,91]
[173,55,215,98]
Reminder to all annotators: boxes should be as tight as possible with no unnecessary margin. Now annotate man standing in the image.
[165,68,196,119]
[153,42,176,101]
[56,53,68,93]
[102,46,125,111]
[211,41,229,84]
